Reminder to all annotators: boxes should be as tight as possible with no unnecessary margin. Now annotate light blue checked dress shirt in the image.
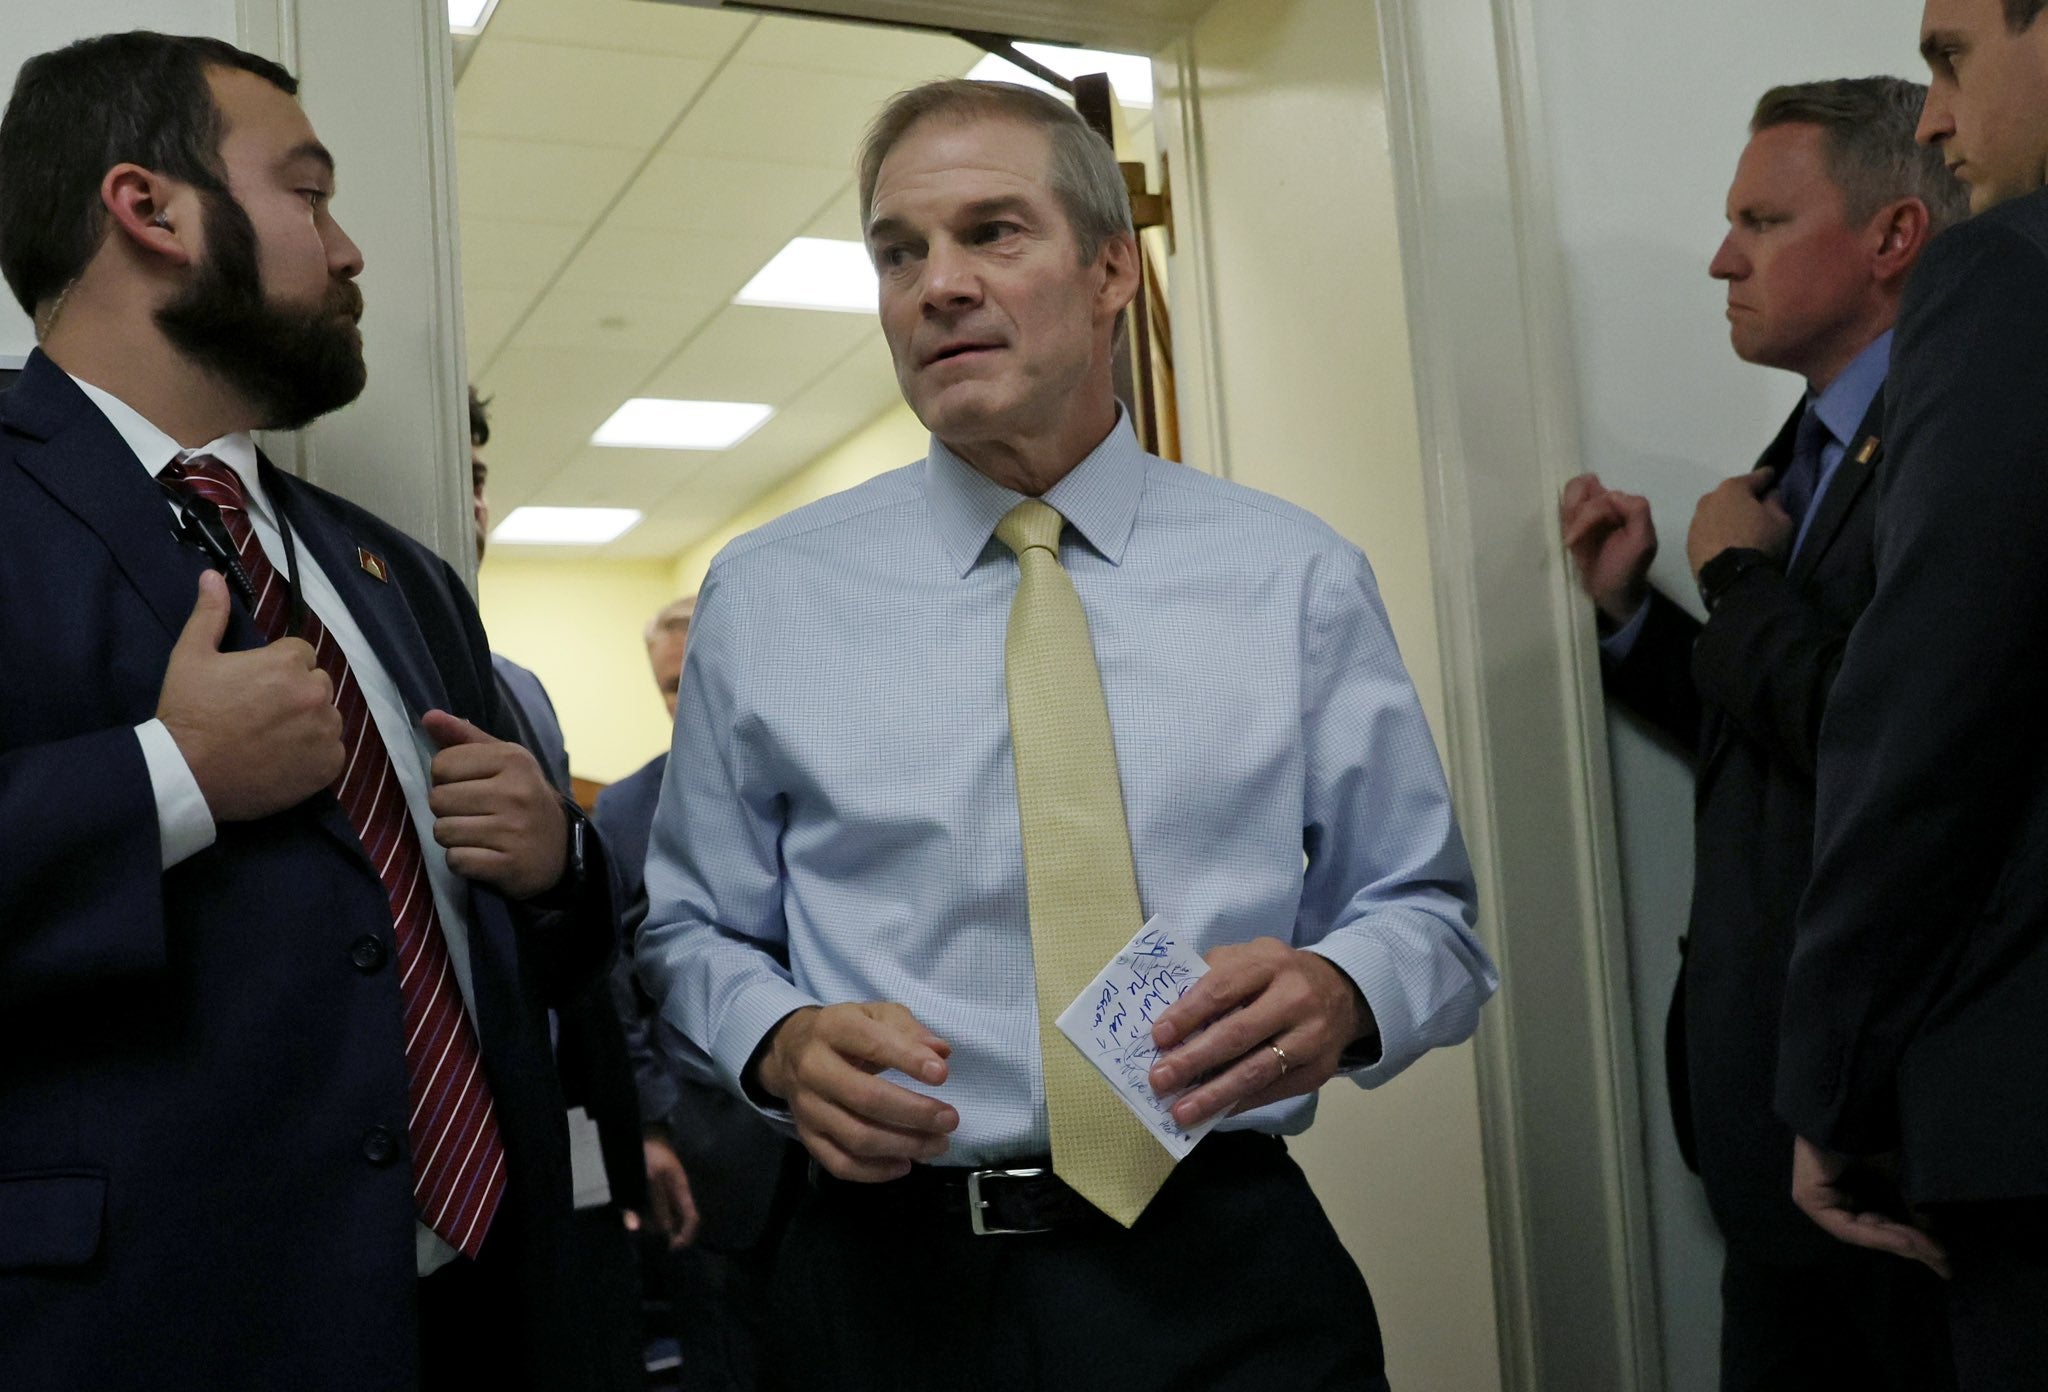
[638,414,1496,1165]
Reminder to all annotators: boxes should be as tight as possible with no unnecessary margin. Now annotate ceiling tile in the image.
[457,40,716,150]
[484,0,756,59]
[478,345,670,481]
[668,64,924,166]
[606,151,843,235]
[641,305,877,405]
[460,219,587,293]
[800,185,865,241]
[461,287,532,366]
[457,136,641,224]
[554,226,767,304]
[508,287,723,356]
[733,14,979,80]
[789,340,904,421]
[526,444,718,509]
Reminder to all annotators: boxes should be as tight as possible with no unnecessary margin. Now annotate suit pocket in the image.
[0,1171,107,1269]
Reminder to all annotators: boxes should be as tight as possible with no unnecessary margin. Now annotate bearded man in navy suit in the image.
[0,31,612,1392]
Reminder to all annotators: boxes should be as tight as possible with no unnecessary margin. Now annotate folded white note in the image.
[1055,917,1226,1159]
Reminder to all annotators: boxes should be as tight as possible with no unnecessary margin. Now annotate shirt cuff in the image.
[707,973,825,1126]
[135,719,216,870]
[1597,596,1651,661]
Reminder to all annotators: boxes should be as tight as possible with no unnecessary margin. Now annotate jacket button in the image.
[349,934,388,973]
[362,1126,400,1167]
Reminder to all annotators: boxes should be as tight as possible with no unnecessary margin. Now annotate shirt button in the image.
[362,1126,400,1167]
[349,935,388,973]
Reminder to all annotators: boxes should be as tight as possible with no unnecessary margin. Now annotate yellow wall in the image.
[670,402,929,596]
[475,555,681,785]
[1171,1,1502,1387]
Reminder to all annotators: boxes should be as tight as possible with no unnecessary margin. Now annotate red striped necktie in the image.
[165,453,506,1258]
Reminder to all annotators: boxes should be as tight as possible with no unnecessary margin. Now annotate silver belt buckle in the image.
[966,1166,1051,1236]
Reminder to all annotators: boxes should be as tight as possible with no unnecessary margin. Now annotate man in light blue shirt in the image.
[639,77,1492,1391]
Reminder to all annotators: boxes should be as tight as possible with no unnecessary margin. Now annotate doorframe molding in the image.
[240,0,476,581]
[1373,0,1660,1386]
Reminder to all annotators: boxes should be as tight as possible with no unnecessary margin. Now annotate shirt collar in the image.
[66,373,271,527]
[923,408,1149,578]
[1808,330,1891,452]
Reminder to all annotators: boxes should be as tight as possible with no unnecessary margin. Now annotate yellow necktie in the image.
[996,498,1174,1228]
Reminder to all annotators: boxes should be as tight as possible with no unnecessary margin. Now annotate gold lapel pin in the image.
[357,547,389,583]
[1854,437,1879,465]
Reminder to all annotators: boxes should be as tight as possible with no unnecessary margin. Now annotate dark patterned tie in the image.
[164,454,506,1258]
[1780,405,1830,532]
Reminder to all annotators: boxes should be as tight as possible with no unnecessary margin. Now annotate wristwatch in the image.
[1696,547,1777,614]
[529,795,591,907]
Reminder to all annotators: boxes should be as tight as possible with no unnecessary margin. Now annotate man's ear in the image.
[100,163,195,267]
[1095,230,1141,321]
[1871,197,1931,285]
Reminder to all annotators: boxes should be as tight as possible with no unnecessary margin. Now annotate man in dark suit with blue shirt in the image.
[0,31,611,1392]
[1779,2,2048,1383]
[1559,78,1964,1391]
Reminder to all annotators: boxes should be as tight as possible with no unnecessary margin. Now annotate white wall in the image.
[1161,2,1502,1387]
[0,2,240,362]
[1519,4,1927,1386]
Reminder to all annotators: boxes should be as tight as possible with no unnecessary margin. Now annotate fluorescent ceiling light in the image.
[449,0,500,35]
[735,237,878,314]
[592,398,774,451]
[491,506,641,546]
[966,44,1154,109]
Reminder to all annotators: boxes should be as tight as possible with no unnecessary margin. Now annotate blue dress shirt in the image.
[1603,330,1892,658]
[638,414,1496,1165]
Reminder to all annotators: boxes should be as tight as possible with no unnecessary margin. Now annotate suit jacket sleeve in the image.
[1603,589,1704,753]
[1777,215,2048,1152]
[0,728,166,1007]
[1689,561,1856,783]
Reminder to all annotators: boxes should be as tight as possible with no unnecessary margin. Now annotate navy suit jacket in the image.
[1780,190,2048,1203]
[0,352,611,1392]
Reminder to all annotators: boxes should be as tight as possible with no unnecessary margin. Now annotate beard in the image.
[155,191,367,430]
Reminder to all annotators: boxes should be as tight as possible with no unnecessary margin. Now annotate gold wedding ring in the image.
[1269,1043,1291,1077]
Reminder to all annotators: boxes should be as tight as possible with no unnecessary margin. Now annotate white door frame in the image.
[237,0,477,580]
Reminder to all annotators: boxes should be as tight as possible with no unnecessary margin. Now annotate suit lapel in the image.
[264,459,450,722]
[1787,389,1885,587]
[2,354,225,643]
[1699,400,1808,776]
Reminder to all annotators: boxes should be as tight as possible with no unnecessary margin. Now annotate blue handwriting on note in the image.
[1054,917,1226,1159]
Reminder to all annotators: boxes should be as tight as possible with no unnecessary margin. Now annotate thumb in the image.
[174,570,232,655]
[1747,466,1777,496]
[421,708,495,750]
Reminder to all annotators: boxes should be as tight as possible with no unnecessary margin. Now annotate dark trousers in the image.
[767,1132,1387,1392]
[1718,1246,1952,1392]
[1931,1199,2048,1391]
[417,1204,640,1392]
[418,1209,529,1391]
[663,1237,779,1392]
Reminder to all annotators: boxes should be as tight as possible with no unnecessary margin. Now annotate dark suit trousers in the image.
[1928,1199,2048,1391]
[766,1133,1387,1392]
[1718,1247,1951,1392]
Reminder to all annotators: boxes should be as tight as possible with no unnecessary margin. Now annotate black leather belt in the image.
[806,1132,1283,1237]
[808,1157,1103,1236]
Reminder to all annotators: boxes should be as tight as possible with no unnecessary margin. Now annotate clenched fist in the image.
[156,571,345,821]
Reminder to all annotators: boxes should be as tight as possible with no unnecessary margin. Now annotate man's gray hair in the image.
[1752,77,1969,234]
[644,595,695,645]
[856,78,1133,264]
